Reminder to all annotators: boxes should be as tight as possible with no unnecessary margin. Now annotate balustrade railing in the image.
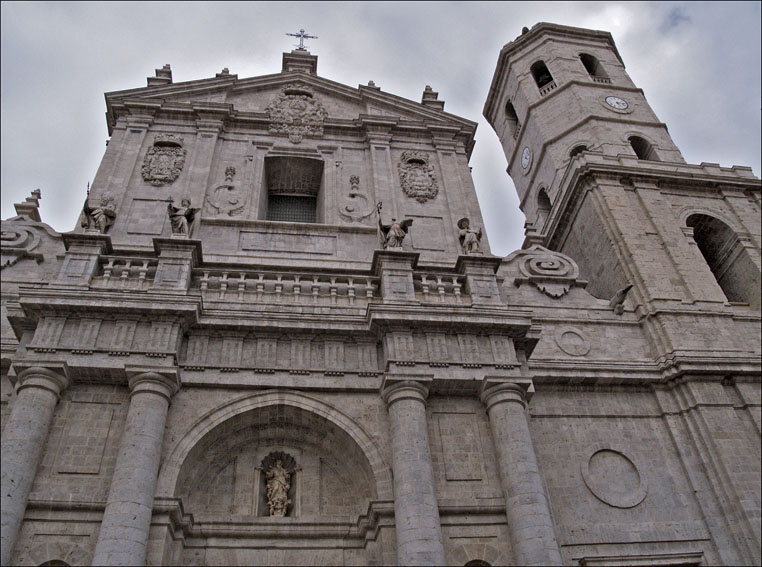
[192,269,378,307]
[414,273,464,304]
[90,257,158,290]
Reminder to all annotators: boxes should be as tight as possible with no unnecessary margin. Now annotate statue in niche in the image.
[458,217,483,254]
[167,196,199,236]
[377,202,413,249]
[80,192,116,234]
[266,459,292,517]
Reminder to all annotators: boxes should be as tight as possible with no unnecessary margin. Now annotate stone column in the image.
[92,371,179,566]
[382,380,446,566]
[480,382,562,566]
[1,364,69,566]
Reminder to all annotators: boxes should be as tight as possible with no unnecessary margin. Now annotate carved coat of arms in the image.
[398,151,439,203]
[265,84,327,144]
[141,135,186,186]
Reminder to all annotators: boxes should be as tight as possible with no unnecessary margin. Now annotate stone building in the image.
[1,22,760,567]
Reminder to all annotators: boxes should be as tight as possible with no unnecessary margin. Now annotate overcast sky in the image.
[1,1,760,256]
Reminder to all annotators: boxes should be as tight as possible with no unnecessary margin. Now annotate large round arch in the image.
[157,390,393,503]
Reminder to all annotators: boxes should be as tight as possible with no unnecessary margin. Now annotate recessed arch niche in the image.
[169,392,387,520]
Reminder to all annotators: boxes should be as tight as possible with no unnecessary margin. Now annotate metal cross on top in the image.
[286,28,318,50]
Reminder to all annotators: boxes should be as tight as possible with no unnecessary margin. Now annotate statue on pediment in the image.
[458,217,483,254]
[377,202,413,249]
[80,192,116,234]
[167,197,199,236]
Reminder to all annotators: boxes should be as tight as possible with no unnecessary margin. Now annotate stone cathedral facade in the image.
[1,23,760,567]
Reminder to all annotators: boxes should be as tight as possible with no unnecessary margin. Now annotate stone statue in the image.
[80,193,116,234]
[458,217,483,254]
[265,459,292,517]
[167,197,199,236]
[377,202,413,249]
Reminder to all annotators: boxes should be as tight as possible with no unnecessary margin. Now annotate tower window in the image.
[580,53,610,83]
[531,61,555,91]
[264,156,324,223]
[570,145,588,158]
[629,136,659,161]
[536,187,551,228]
[504,100,521,139]
[687,214,760,308]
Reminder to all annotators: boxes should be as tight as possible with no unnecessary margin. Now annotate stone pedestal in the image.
[480,381,562,566]
[151,238,202,293]
[1,364,69,566]
[382,379,446,566]
[92,370,179,566]
[56,233,112,286]
[455,254,503,305]
[371,249,420,304]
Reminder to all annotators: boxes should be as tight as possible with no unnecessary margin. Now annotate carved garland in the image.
[265,84,327,144]
[398,151,438,203]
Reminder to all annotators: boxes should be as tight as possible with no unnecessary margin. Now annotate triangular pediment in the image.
[105,69,475,132]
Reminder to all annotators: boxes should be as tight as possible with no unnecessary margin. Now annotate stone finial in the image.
[216,67,232,77]
[282,49,318,74]
[147,64,172,87]
[366,80,381,90]
[14,189,42,222]
[421,85,445,110]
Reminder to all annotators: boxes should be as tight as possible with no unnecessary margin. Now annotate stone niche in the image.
[174,403,375,520]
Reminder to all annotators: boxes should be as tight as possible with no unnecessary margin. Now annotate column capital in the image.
[479,379,532,412]
[381,378,431,407]
[126,367,180,402]
[11,362,70,397]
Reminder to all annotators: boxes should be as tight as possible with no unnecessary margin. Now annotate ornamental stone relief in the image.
[507,244,581,298]
[141,134,186,186]
[206,166,247,217]
[338,175,374,224]
[398,151,438,203]
[265,84,327,144]
[0,224,43,269]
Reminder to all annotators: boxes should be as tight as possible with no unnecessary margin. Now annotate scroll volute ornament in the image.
[141,134,186,186]
[265,84,327,144]
[507,244,582,298]
[398,151,438,203]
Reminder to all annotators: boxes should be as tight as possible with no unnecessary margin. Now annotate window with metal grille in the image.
[264,156,323,223]
[266,195,317,223]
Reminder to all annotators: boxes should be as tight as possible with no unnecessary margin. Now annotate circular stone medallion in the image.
[581,447,647,508]
[554,326,591,357]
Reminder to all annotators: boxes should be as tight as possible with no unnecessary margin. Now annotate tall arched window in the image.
[687,214,761,308]
[536,187,552,229]
[504,100,520,138]
[629,136,659,161]
[580,53,609,82]
[531,61,555,90]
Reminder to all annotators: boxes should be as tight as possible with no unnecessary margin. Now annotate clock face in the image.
[521,147,531,169]
[605,96,628,110]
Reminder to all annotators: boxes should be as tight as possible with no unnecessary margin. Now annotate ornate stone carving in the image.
[377,202,413,249]
[507,244,581,298]
[262,451,296,517]
[1,224,43,269]
[457,217,482,254]
[80,192,116,234]
[167,197,199,236]
[338,175,374,223]
[141,134,186,186]
[265,84,327,144]
[206,166,246,217]
[398,151,438,203]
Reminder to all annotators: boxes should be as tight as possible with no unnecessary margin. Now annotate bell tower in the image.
[485,23,761,369]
